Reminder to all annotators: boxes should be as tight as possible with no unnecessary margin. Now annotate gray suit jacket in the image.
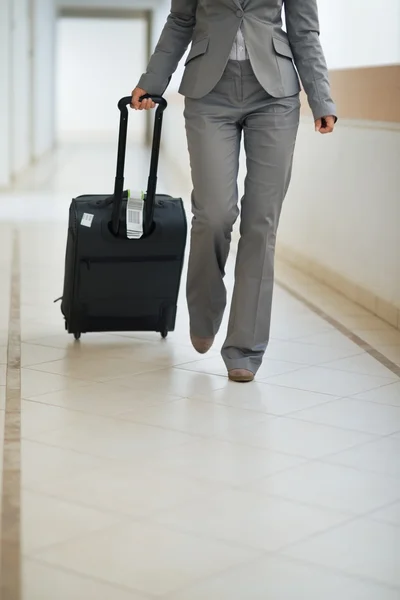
[138,0,336,121]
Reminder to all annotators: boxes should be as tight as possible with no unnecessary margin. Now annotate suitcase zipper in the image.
[82,255,180,268]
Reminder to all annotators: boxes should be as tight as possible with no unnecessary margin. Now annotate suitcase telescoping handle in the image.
[111,95,168,236]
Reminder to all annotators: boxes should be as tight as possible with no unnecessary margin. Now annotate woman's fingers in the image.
[131,88,144,110]
[140,97,156,110]
[131,88,156,110]
[315,115,336,134]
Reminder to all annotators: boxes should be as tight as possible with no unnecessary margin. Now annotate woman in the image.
[131,0,336,383]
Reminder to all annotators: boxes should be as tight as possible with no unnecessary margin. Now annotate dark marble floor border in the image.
[1,231,21,600]
[276,278,400,378]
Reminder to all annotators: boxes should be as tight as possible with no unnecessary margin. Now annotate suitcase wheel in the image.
[161,328,168,339]
[74,332,81,341]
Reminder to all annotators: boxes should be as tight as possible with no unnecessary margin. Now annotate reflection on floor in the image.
[0,141,399,600]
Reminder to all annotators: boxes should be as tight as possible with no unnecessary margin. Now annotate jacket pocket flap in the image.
[272,37,294,60]
[185,37,209,65]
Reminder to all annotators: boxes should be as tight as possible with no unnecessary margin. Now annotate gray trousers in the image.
[184,60,300,374]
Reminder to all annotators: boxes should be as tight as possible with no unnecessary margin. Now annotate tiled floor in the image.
[0,141,400,599]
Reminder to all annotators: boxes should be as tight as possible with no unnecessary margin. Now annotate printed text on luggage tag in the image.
[126,190,144,239]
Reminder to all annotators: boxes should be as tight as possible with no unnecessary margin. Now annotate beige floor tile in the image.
[28,412,200,462]
[264,366,393,397]
[22,490,121,554]
[112,367,228,397]
[21,310,62,327]
[168,554,400,600]
[32,520,260,596]
[0,324,9,342]
[354,381,400,406]
[324,436,400,478]
[22,368,88,398]
[0,345,7,364]
[105,336,221,367]
[0,413,4,487]
[219,416,375,459]
[192,382,337,416]
[21,343,68,367]
[27,355,158,382]
[272,295,310,318]
[269,318,334,341]
[293,331,362,352]
[0,363,6,385]
[127,326,197,348]
[369,502,400,526]
[265,339,363,365]
[25,382,180,417]
[251,461,400,515]
[21,439,111,487]
[152,488,350,552]
[26,333,145,352]
[21,321,66,342]
[291,397,400,435]
[119,398,269,437]
[283,518,400,587]
[32,462,226,519]
[23,559,148,600]
[22,400,83,438]
[177,355,304,379]
[142,437,304,485]
[320,353,399,379]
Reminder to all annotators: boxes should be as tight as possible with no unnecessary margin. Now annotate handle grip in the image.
[118,95,168,111]
[111,95,168,236]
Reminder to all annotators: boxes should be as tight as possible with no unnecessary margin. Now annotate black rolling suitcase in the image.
[60,95,187,340]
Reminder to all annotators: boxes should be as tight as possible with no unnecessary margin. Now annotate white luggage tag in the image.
[126,189,145,239]
[81,213,94,228]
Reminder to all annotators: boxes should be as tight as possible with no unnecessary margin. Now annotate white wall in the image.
[56,17,147,138]
[279,120,400,309]
[278,0,400,317]
[56,0,184,91]
[0,0,56,186]
[150,0,188,93]
[318,0,400,68]
[10,0,32,176]
[0,0,11,187]
[58,0,159,7]
[32,0,57,160]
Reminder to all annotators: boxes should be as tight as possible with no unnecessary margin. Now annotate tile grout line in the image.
[1,230,22,600]
[24,556,158,600]
[275,278,400,378]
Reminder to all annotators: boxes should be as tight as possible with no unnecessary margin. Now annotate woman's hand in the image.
[315,116,336,134]
[131,87,156,110]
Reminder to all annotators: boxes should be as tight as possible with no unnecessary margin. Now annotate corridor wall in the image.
[278,0,400,327]
[0,0,56,187]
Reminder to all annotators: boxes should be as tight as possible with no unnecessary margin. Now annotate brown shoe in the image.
[190,333,215,354]
[228,369,255,383]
